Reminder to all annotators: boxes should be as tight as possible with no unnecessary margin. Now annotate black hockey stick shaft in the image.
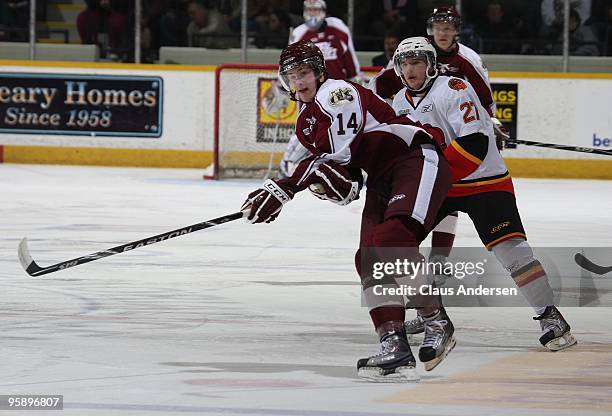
[575,253,612,275]
[18,212,244,277]
[507,138,612,157]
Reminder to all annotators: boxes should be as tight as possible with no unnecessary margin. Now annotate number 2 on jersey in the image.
[460,101,480,124]
[337,112,358,135]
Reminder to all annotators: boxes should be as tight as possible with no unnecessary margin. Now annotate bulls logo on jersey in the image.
[329,87,354,106]
[448,78,467,91]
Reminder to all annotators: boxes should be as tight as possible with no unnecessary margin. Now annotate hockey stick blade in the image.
[18,237,45,277]
[574,253,612,276]
[18,212,244,277]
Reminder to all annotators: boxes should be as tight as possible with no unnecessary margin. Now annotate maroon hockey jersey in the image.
[290,17,360,80]
[278,78,436,192]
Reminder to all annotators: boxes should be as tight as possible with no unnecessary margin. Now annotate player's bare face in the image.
[399,58,428,91]
[286,65,317,102]
[432,22,457,51]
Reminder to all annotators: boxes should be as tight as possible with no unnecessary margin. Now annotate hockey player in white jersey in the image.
[391,37,577,351]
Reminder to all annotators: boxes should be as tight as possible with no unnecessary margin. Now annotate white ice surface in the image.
[1,164,612,416]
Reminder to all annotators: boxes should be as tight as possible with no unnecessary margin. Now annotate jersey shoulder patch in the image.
[448,78,467,91]
[328,86,355,106]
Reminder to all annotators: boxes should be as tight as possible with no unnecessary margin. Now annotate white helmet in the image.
[393,36,438,93]
[303,0,326,30]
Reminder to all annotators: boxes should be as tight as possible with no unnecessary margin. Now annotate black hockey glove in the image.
[241,179,294,224]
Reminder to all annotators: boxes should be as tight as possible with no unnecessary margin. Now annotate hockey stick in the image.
[506,138,612,157]
[18,212,244,277]
[574,253,612,276]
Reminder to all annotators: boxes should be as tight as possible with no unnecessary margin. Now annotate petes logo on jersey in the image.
[303,116,317,136]
[315,41,338,60]
[422,104,434,113]
[329,87,354,106]
[388,194,406,205]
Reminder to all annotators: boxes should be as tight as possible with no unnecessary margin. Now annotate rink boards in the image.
[0,60,611,179]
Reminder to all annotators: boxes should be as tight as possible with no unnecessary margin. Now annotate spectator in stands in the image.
[160,0,190,46]
[254,9,290,49]
[186,0,237,48]
[76,0,133,57]
[540,0,587,39]
[0,0,9,41]
[0,0,28,41]
[370,0,421,38]
[77,0,130,55]
[371,29,400,67]
[476,1,520,54]
[590,1,612,55]
[563,8,600,55]
[219,0,288,32]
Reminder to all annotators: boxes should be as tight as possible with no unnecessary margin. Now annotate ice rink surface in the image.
[1,164,612,416]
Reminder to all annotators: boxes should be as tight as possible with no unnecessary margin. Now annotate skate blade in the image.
[423,336,456,372]
[358,366,420,383]
[545,332,577,351]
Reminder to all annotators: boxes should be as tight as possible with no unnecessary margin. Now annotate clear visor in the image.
[393,51,435,92]
[278,60,319,92]
[427,17,459,35]
[393,51,428,74]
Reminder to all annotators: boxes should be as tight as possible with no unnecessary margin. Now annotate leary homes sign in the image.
[0,73,163,137]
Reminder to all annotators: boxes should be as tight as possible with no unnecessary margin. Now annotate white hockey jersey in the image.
[392,76,512,196]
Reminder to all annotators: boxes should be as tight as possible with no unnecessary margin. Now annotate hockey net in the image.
[207,64,296,179]
[207,64,381,179]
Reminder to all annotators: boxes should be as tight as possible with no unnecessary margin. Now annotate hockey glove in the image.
[491,117,510,150]
[309,162,362,206]
[241,179,294,224]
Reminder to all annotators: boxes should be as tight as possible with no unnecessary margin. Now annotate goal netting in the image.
[207,64,380,179]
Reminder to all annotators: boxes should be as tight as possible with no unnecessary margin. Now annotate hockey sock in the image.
[370,307,406,336]
[511,260,554,315]
[430,213,458,258]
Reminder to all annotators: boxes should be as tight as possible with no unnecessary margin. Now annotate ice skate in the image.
[357,329,419,382]
[404,313,425,335]
[419,309,456,371]
[533,306,577,351]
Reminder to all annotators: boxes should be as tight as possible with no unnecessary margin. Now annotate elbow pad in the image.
[444,133,489,182]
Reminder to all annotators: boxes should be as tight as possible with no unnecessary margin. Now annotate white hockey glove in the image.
[309,162,363,206]
[491,117,510,150]
[241,179,294,224]
[279,134,310,179]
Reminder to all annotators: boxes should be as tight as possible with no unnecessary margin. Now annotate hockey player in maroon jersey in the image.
[279,0,363,179]
[391,37,576,351]
[290,0,361,81]
[241,40,456,381]
[369,6,508,285]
